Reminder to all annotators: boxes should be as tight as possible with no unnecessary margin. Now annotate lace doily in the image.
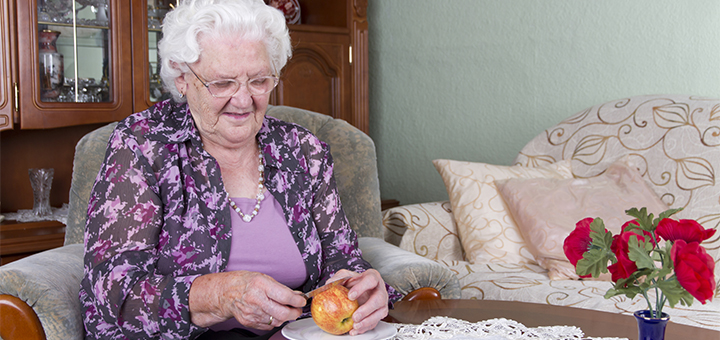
[392,316,627,340]
[3,204,69,224]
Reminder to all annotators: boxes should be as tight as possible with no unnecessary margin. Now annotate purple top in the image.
[210,192,307,332]
[79,100,401,339]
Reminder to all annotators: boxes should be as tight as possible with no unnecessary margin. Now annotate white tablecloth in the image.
[392,316,627,340]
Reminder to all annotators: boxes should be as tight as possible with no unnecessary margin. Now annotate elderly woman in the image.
[79,1,399,339]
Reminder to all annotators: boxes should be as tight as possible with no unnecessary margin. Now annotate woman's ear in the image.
[172,62,188,95]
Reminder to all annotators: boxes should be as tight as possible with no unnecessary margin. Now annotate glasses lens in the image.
[207,80,240,97]
[247,77,278,95]
[206,77,278,97]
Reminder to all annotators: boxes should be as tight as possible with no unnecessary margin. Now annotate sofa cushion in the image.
[496,156,668,280]
[444,259,720,331]
[383,201,464,262]
[433,159,573,265]
[513,95,720,284]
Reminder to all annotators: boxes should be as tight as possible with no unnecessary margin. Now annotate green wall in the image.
[368,1,720,205]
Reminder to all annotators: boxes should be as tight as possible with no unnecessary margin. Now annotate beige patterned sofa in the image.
[382,95,720,331]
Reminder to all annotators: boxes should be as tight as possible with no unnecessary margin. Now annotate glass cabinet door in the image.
[132,0,172,112]
[38,1,111,103]
[147,0,172,103]
[16,0,132,129]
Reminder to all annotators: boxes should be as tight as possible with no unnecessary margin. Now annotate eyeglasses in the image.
[186,64,279,97]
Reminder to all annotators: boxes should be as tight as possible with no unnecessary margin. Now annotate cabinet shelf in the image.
[38,21,109,30]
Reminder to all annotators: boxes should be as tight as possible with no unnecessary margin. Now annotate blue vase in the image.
[634,310,670,340]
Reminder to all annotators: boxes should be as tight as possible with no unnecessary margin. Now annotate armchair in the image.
[0,105,460,340]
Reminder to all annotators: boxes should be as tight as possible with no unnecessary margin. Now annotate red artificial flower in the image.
[671,239,716,304]
[656,218,716,243]
[608,234,636,282]
[608,220,655,282]
[563,217,594,267]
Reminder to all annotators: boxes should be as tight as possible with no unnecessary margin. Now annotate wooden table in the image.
[271,299,720,339]
[386,300,719,339]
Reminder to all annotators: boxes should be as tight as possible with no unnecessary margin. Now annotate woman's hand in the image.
[188,271,307,329]
[331,269,389,336]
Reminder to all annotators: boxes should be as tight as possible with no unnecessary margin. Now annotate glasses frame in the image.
[185,64,279,98]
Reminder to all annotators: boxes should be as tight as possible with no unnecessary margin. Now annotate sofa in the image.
[0,105,460,340]
[381,94,720,331]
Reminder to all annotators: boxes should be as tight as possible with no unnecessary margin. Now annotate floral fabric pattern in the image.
[79,100,395,339]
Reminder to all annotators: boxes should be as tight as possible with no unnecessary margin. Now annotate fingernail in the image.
[348,292,357,300]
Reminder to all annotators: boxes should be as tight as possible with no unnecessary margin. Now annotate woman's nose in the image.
[230,84,254,107]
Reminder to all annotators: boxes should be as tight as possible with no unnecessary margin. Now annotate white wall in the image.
[368,0,720,205]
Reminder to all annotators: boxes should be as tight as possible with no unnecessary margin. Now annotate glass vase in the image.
[634,310,670,340]
[29,168,54,217]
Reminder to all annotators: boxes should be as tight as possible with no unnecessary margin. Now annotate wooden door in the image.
[272,27,352,127]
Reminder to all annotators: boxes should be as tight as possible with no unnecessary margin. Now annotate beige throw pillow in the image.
[433,159,574,265]
[496,157,668,280]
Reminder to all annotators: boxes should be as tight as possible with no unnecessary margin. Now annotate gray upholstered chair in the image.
[0,105,460,340]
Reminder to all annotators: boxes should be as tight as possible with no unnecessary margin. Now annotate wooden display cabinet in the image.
[0,220,66,265]
[1,0,136,263]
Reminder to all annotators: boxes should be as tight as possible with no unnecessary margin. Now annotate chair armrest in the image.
[358,237,461,299]
[401,287,442,301]
[0,244,85,340]
[0,294,45,340]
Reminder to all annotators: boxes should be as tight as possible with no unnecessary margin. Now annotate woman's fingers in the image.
[225,271,303,329]
[266,284,307,309]
[346,269,384,301]
[349,304,388,336]
[337,269,388,336]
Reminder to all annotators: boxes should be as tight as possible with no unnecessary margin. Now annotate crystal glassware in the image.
[28,168,54,217]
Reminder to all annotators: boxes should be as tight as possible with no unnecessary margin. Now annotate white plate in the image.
[282,318,396,340]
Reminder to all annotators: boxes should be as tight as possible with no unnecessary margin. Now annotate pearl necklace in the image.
[227,145,265,223]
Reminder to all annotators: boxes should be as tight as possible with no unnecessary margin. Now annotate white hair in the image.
[158,0,292,102]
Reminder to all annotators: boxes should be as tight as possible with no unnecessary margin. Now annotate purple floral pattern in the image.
[80,100,397,339]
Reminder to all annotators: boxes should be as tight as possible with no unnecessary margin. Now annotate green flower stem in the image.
[657,293,666,316]
[649,233,665,317]
[642,291,653,315]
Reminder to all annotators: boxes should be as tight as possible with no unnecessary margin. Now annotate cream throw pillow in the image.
[496,157,668,280]
[433,159,573,265]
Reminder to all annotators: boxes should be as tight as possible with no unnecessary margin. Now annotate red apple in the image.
[310,284,359,335]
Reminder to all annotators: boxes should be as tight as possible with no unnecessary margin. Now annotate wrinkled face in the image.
[175,34,273,150]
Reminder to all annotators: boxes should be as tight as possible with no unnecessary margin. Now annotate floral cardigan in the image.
[79,100,399,339]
